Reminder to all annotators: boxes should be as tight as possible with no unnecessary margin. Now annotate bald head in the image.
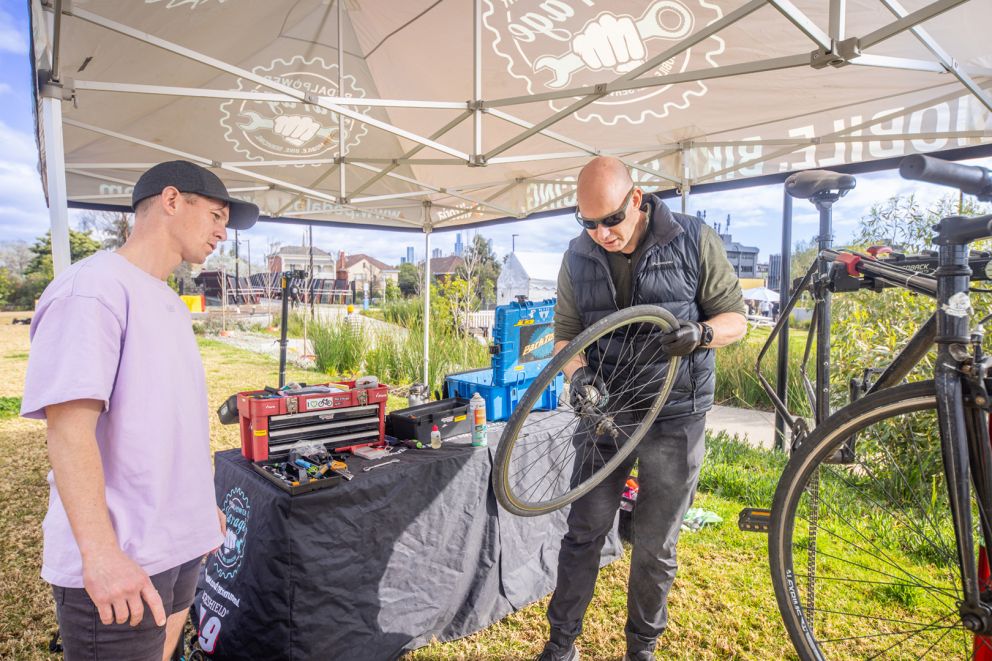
[576,156,634,218]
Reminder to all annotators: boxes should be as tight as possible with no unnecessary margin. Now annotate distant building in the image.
[424,255,465,284]
[266,245,334,274]
[768,254,782,291]
[406,246,415,263]
[697,211,760,279]
[343,253,398,296]
[454,233,464,257]
[432,247,442,259]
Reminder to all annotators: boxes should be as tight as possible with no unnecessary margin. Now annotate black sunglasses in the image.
[575,186,636,230]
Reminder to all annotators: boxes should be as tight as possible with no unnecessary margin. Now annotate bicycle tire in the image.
[493,305,680,517]
[769,380,990,659]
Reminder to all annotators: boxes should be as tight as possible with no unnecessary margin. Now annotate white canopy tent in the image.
[28,0,992,383]
[497,251,563,305]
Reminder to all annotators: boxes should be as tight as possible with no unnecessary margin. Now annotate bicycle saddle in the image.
[785,170,857,200]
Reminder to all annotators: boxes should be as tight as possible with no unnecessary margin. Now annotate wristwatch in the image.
[699,322,714,347]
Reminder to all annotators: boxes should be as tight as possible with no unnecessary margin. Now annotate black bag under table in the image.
[195,418,621,661]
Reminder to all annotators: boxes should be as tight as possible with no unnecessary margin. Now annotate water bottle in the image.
[470,392,488,447]
[430,424,442,449]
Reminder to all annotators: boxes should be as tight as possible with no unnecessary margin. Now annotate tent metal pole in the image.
[860,0,968,49]
[768,0,831,49]
[71,81,466,108]
[423,202,432,390]
[348,111,473,198]
[41,96,71,275]
[472,0,482,160]
[829,0,846,41]
[878,0,992,113]
[680,144,690,214]
[338,0,346,200]
[70,7,471,160]
[774,191,792,452]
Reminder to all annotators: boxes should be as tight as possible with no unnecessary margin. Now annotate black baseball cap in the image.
[131,160,259,230]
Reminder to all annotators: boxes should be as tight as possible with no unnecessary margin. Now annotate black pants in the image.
[53,556,202,661]
[547,413,706,654]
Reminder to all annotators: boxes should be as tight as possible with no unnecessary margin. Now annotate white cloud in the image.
[0,8,27,55]
[0,119,50,243]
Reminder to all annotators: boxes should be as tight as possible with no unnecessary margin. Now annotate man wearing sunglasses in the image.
[538,156,747,661]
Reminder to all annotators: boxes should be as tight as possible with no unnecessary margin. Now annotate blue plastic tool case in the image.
[444,298,562,421]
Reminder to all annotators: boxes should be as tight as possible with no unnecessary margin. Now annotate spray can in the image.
[470,392,488,447]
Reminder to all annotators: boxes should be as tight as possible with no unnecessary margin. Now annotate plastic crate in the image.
[444,367,563,422]
[491,298,556,386]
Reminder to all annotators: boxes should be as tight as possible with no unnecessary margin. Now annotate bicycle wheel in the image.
[493,305,681,517]
[770,380,991,659]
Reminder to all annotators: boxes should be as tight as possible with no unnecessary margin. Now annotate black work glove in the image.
[568,366,607,410]
[657,320,703,357]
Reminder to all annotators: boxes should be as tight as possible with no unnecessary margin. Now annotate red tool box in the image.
[238,380,389,462]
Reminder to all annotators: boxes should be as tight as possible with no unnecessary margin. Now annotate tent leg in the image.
[423,223,431,392]
[774,191,792,452]
[41,96,71,275]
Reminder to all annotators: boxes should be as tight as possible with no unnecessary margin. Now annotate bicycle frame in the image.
[757,212,992,633]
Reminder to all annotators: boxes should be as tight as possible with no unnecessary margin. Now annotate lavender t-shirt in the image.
[21,251,222,587]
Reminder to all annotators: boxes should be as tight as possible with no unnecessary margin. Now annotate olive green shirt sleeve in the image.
[697,224,747,318]
[554,255,584,343]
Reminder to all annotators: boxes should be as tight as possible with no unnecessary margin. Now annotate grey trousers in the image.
[546,413,706,654]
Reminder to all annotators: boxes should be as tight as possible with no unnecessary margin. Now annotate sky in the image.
[0,0,986,270]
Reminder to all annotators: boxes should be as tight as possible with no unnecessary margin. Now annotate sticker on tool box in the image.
[519,323,555,363]
[305,395,351,410]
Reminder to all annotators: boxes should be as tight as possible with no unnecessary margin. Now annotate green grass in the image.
[0,397,20,420]
[715,325,812,416]
[0,327,975,659]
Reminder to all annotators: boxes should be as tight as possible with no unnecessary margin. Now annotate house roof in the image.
[427,255,464,275]
[344,253,393,271]
[271,245,332,258]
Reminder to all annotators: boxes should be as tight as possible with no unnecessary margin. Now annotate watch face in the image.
[702,323,714,345]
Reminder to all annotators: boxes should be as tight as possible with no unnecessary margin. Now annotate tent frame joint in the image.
[39,70,75,104]
[811,37,861,69]
[468,154,487,167]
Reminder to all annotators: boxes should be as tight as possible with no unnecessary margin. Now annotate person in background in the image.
[21,161,259,661]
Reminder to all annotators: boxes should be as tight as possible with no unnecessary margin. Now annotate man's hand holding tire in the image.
[569,366,608,410]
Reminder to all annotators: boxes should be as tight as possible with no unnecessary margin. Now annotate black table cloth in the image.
[195,421,621,661]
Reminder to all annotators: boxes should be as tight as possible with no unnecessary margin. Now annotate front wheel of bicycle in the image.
[493,305,681,517]
[769,379,990,659]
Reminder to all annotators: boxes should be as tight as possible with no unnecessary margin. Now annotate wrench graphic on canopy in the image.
[534,1,695,90]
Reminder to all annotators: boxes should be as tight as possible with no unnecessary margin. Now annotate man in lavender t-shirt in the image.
[21,161,258,661]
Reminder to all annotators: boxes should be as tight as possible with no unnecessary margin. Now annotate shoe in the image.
[537,641,579,661]
[622,651,653,661]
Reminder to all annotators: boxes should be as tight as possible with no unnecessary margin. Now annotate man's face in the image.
[579,186,643,253]
[173,192,229,264]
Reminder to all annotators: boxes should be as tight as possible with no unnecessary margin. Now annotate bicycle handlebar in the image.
[900,154,992,201]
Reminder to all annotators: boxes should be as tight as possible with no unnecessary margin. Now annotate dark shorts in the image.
[52,556,203,661]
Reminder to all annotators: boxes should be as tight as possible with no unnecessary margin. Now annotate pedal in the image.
[738,507,771,533]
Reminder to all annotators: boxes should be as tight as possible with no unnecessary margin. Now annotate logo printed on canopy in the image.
[220,55,369,162]
[483,0,724,125]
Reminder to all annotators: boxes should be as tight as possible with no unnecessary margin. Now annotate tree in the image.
[77,210,133,249]
[25,230,102,281]
[0,241,33,278]
[458,234,501,308]
[384,279,400,302]
[398,262,420,297]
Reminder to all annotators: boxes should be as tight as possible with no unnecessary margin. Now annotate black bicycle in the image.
[759,155,992,658]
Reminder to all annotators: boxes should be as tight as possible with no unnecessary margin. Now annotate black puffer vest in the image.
[566,195,715,420]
